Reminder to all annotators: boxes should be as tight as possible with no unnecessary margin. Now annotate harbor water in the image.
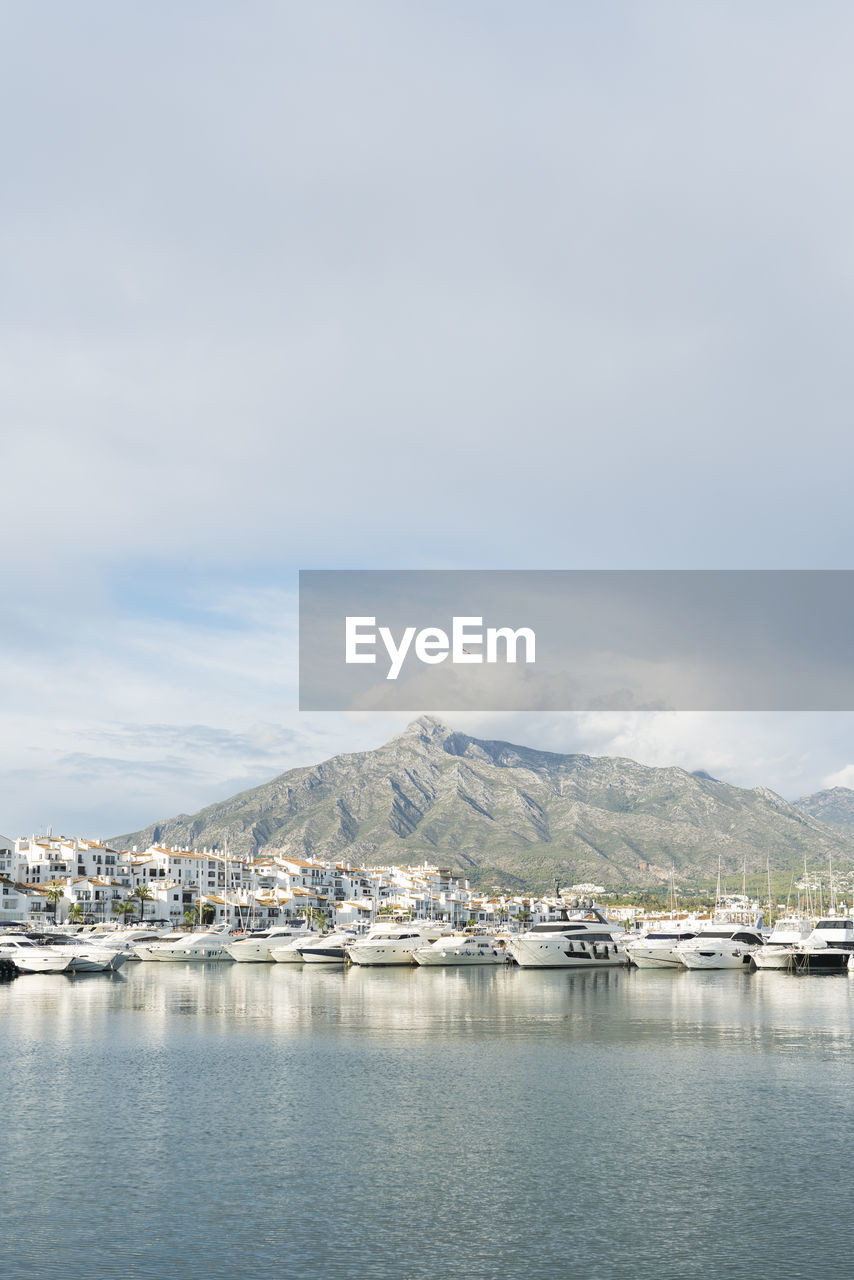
[2,963,853,1279]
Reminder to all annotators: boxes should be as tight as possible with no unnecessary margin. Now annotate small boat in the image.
[413,934,505,966]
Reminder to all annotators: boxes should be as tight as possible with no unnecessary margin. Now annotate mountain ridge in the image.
[110,717,854,891]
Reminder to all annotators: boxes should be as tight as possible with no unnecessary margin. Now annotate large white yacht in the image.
[413,933,506,966]
[0,935,74,973]
[225,924,315,963]
[347,922,450,967]
[676,922,764,970]
[138,926,239,962]
[507,907,625,969]
[44,936,125,972]
[625,926,700,969]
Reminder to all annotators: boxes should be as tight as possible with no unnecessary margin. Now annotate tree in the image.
[113,899,136,923]
[44,882,65,924]
[67,903,84,925]
[305,905,328,932]
[134,884,154,923]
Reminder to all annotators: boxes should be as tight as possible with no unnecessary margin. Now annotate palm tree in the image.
[43,881,65,924]
[68,903,84,926]
[113,899,136,923]
[305,905,328,932]
[133,884,153,924]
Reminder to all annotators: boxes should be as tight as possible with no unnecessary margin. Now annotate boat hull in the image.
[413,949,503,966]
[508,938,624,969]
[299,947,348,963]
[626,946,683,969]
[752,946,795,970]
[679,949,756,970]
[789,948,851,972]
[10,952,73,973]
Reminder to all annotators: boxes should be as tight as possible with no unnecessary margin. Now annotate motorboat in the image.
[133,932,187,961]
[789,917,854,972]
[751,916,814,970]
[0,935,74,973]
[347,922,451,967]
[97,928,174,962]
[138,927,241,962]
[270,937,311,964]
[676,923,764,970]
[413,933,506,966]
[44,935,125,972]
[507,907,626,969]
[297,931,358,964]
[625,927,700,969]
[225,924,315,963]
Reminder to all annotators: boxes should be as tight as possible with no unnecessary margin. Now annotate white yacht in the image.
[789,917,854,972]
[138,927,239,962]
[225,924,315,963]
[89,929,169,963]
[45,937,125,972]
[297,931,358,964]
[133,932,187,961]
[625,927,699,969]
[507,907,626,969]
[413,933,506,966]
[751,917,814,970]
[347,922,450,967]
[0,935,74,973]
[676,923,764,970]
[270,936,311,964]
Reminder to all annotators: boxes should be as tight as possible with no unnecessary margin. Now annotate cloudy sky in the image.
[4,1,854,839]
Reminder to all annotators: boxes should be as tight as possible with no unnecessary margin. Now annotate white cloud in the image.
[822,764,854,792]
[4,4,854,836]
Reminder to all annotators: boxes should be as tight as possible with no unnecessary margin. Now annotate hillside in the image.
[110,717,854,891]
[794,787,854,830]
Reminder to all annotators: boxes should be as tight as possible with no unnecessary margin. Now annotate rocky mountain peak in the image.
[110,720,854,890]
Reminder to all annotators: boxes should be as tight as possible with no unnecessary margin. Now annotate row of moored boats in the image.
[3,909,854,975]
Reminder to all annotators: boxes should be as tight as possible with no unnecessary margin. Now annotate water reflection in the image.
[3,961,854,1280]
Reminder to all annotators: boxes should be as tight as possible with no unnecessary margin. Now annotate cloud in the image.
[822,765,854,791]
[4,4,854,835]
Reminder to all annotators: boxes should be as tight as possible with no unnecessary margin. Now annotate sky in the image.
[4,1,854,839]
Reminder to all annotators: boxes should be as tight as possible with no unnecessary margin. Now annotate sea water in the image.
[2,962,853,1280]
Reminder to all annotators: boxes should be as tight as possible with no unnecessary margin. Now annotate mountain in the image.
[794,787,854,830]
[110,717,854,891]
